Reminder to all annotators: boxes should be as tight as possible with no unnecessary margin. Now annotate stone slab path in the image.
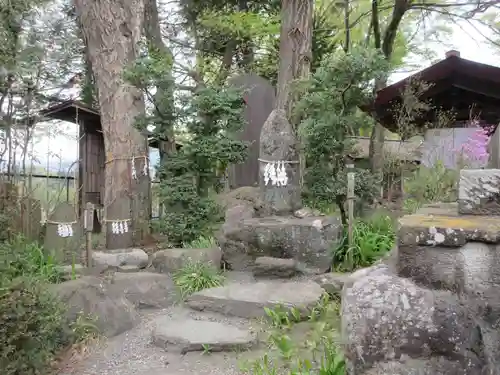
[58,277,325,375]
[186,280,324,318]
[152,317,257,353]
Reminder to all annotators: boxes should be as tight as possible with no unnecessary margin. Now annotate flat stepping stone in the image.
[151,317,255,353]
[185,280,324,319]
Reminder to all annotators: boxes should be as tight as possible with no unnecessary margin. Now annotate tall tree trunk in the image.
[275,0,314,188]
[143,0,176,160]
[74,0,150,249]
[276,0,313,121]
[369,0,409,197]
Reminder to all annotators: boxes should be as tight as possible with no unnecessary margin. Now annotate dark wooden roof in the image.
[36,100,180,149]
[366,52,500,132]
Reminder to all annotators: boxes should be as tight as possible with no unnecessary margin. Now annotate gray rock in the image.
[92,248,148,269]
[151,317,255,353]
[341,273,485,374]
[111,272,178,309]
[398,241,500,294]
[186,280,324,319]
[253,256,299,278]
[225,203,256,222]
[152,247,222,274]
[313,272,351,297]
[458,169,500,215]
[362,357,469,375]
[51,276,140,337]
[220,215,342,272]
[294,207,323,218]
[259,109,302,215]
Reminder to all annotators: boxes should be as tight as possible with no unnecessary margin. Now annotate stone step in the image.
[185,280,325,319]
[151,317,256,354]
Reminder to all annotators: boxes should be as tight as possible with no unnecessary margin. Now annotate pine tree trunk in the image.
[74,0,150,249]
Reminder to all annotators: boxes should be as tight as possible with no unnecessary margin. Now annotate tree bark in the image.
[276,0,314,121]
[74,0,150,249]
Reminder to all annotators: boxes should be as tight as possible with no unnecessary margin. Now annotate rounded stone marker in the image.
[151,318,255,353]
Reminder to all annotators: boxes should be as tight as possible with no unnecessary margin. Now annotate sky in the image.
[23,18,500,174]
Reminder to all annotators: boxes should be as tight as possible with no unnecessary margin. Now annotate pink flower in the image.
[456,123,491,165]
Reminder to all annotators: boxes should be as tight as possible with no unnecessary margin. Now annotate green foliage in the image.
[0,235,62,283]
[155,86,247,246]
[404,162,458,204]
[296,48,388,223]
[173,260,225,299]
[128,50,248,247]
[333,214,395,271]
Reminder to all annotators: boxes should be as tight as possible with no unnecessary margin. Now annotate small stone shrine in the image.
[340,167,500,374]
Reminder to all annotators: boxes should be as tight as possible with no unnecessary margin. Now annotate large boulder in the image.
[51,276,140,337]
[219,215,342,272]
[341,268,487,375]
[110,272,178,308]
[152,247,222,273]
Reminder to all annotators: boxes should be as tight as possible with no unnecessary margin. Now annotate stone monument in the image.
[227,73,276,189]
[216,86,342,275]
[340,164,500,374]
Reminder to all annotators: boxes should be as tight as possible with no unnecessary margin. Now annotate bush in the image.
[333,214,395,271]
[404,162,458,204]
[0,236,97,374]
[173,260,225,298]
[0,276,69,375]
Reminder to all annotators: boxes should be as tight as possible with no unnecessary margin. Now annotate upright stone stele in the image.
[259,109,302,215]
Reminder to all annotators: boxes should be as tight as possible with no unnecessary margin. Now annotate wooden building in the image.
[367,50,500,131]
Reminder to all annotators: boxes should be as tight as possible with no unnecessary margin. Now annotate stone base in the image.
[458,169,500,215]
[218,215,342,272]
[398,207,500,293]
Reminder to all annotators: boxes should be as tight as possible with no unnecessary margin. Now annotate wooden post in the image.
[84,202,94,268]
[347,163,355,271]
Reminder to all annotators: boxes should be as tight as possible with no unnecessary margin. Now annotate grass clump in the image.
[242,295,346,375]
[183,235,217,249]
[173,260,225,298]
[333,213,395,271]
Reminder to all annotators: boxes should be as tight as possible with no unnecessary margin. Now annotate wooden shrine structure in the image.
[366,50,500,132]
[37,100,180,221]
